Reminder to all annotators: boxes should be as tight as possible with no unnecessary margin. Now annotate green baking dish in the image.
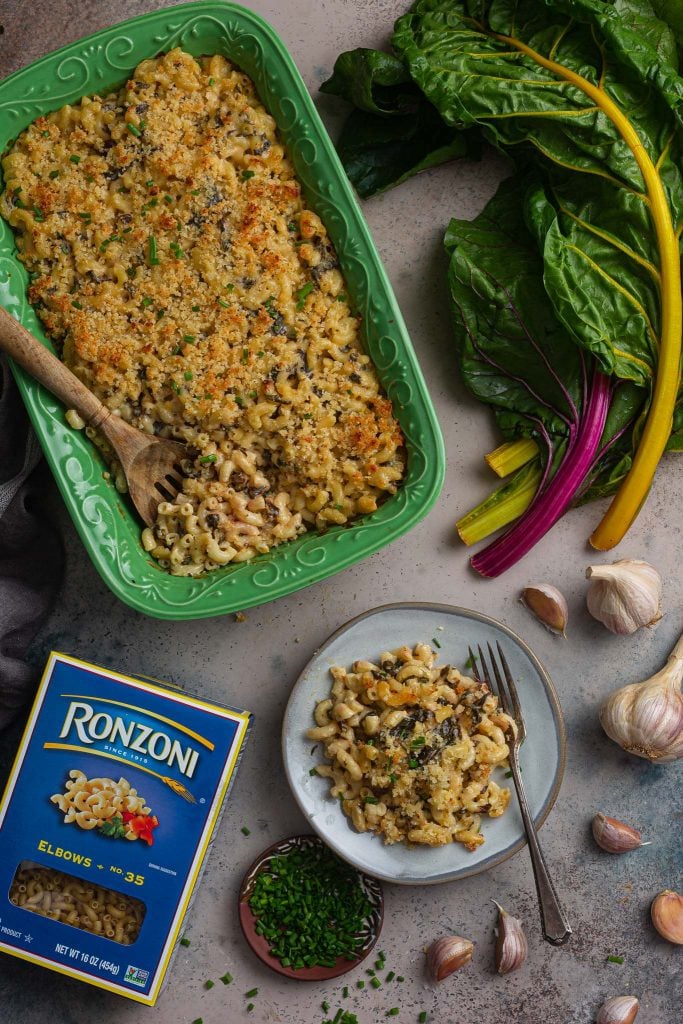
[0,1,444,620]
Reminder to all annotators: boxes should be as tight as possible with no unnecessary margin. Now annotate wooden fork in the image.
[0,305,186,526]
[471,641,572,946]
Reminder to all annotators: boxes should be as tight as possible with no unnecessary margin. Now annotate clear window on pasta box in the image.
[0,652,251,1004]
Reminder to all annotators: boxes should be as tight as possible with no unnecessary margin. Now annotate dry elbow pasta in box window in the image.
[307,643,515,848]
[0,49,405,576]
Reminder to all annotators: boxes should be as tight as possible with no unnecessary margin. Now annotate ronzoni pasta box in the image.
[0,652,251,1004]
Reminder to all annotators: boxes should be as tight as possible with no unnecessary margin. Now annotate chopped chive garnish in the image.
[200,454,216,465]
[309,767,318,776]
[183,334,196,343]
[217,298,229,308]
[396,976,405,982]
[607,954,625,964]
[141,296,152,307]
[364,796,379,805]
[209,77,215,85]
[342,986,349,998]
[170,380,181,394]
[180,936,190,946]
[191,304,200,311]
[322,1002,330,1013]
[204,979,214,989]
[389,773,397,784]
[504,770,513,778]
[408,759,418,769]
[371,977,381,989]
[70,155,80,164]
[287,221,297,231]
[49,169,59,179]
[184,371,193,381]
[148,235,159,265]
[241,826,250,835]
[220,972,233,984]
[356,980,365,989]
[432,637,442,648]
[226,283,234,291]
[419,1014,427,1023]
[190,188,201,195]
[145,179,154,187]
[241,347,249,363]
[245,988,258,998]
[170,241,185,259]
[295,282,314,309]
[388,1011,399,1017]
[127,122,141,136]
[156,309,165,320]
[71,301,83,310]
[78,212,91,221]
[410,737,426,748]
[191,1019,203,1024]
[246,1004,254,1013]
[242,169,255,180]
[385,970,395,981]
[248,390,257,399]
[235,395,245,407]
[164,194,173,204]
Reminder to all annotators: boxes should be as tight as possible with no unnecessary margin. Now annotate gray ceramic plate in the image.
[282,603,566,885]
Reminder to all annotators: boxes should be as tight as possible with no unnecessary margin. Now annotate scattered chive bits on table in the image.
[248,841,374,969]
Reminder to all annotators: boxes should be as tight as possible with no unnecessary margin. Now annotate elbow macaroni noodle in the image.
[0,48,405,576]
[10,863,145,945]
[50,770,157,843]
[307,643,515,848]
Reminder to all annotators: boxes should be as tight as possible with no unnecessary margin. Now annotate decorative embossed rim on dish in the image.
[0,2,444,620]
[282,602,566,884]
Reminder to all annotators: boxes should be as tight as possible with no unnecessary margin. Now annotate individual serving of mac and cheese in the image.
[0,48,405,575]
[307,643,515,848]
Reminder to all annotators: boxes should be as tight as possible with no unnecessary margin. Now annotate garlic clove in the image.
[521,584,568,636]
[492,900,527,974]
[599,630,683,763]
[596,995,640,1024]
[426,935,473,981]
[586,558,662,635]
[591,813,643,854]
[651,889,683,944]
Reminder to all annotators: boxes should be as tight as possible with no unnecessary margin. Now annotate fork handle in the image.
[510,749,572,945]
[0,306,112,429]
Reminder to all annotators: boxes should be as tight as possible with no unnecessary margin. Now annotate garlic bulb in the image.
[492,901,527,974]
[596,995,639,1024]
[426,935,473,981]
[651,890,683,944]
[586,559,662,635]
[591,813,644,854]
[600,629,683,762]
[521,584,568,636]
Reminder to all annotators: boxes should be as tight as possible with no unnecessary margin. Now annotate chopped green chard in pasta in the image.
[0,49,405,576]
[307,644,515,847]
[10,862,146,944]
[50,770,159,845]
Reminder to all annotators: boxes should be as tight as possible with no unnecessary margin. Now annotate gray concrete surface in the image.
[0,1,681,1022]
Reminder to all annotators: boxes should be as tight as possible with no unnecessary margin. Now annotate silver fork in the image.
[470,641,572,946]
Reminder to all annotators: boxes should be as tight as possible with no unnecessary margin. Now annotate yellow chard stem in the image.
[456,463,541,545]
[485,438,539,477]
[495,33,682,550]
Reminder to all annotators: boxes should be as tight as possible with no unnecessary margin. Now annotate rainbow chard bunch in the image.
[322,0,683,576]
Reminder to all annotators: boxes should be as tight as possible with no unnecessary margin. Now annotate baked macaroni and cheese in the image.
[307,643,515,848]
[0,48,405,575]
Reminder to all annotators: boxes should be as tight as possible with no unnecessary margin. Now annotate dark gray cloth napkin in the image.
[0,355,63,731]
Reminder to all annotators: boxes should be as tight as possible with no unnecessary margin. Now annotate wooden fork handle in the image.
[0,305,112,429]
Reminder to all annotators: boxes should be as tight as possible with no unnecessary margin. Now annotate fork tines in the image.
[473,642,524,738]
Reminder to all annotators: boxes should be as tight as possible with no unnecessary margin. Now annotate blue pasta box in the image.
[0,651,251,1004]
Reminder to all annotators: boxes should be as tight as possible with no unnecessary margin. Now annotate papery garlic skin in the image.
[586,559,662,635]
[591,813,642,853]
[493,901,527,974]
[599,630,683,762]
[651,890,683,944]
[521,584,568,636]
[426,935,473,981]
[596,995,639,1024]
